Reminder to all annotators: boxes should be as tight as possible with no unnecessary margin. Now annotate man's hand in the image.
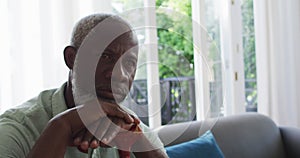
[73,115,141,153]
[61,99,134,132]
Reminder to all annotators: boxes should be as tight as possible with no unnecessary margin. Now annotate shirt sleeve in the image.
[0,118,32,158]
[139,122,166,151]
[119,105,167,157]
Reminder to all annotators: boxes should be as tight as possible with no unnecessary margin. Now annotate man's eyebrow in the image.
[103,45,138,57]
[124,50,138,58]
[103,48,116,55]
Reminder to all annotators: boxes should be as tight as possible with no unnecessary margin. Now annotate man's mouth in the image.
[95,86,128,102]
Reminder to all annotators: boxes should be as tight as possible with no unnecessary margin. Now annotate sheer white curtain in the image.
[0,0,112,113]
[254,0,300,127]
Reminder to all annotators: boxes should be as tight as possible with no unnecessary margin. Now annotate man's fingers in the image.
[102,117,133,144]
[101,123,120,145]
[74,99,141,150]
[99,100,134,123]
[132,115,140,124]
[73,130,85,146]
[77,99,137,127]
[94,117,112,141]
[74,130,89,153]
[74,100,106,131]
[109,107,132,122]
[85,122,100,149]
[80,130,94,150]
[89,138,99,149]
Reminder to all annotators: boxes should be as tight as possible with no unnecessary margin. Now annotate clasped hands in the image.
[59,98,142,153]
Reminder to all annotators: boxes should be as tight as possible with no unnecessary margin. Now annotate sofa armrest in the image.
[280,126,300,158]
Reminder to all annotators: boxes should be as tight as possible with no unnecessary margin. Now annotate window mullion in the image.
[219,0,246,115]
[192,0,211,120]
[144,0,162,129]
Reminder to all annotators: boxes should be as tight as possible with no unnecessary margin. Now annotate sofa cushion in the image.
[165,130,224,158]
[158,113,288,158]
[208,113,287,158]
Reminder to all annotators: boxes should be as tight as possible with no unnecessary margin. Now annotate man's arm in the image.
[26,117,70,158]
[27,99,135,158]
[0,121,31,158]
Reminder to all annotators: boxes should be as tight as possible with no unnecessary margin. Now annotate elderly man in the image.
[0,14,167,158]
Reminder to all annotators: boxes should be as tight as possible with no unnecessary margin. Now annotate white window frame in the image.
[219,0,246,115]
[144,0,162,129]
[191,0,211,120]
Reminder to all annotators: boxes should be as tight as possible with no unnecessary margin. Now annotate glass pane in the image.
[111,0,144,13]
[205,0,223,118]
[241,0,257,112]
[156,0,195,125]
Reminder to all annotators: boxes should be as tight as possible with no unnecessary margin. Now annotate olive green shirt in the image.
[0,83,165,158]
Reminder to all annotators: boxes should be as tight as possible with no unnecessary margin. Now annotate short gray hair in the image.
[70,13,133,49]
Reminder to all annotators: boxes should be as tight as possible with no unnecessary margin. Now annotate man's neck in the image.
[64,79,75,109]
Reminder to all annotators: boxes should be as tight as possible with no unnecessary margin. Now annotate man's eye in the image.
[101,53,111,60]
[125,60,136,68]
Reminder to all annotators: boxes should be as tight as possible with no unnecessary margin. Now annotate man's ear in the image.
[63,46,76,69]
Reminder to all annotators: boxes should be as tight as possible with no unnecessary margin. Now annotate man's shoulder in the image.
[0,117,31,157]
[0,91,48,158]
[0,85,68,158]
[0,88,60,134]
[1,88,57,116]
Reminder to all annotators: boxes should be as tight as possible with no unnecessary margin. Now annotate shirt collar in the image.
[51,83,68,117]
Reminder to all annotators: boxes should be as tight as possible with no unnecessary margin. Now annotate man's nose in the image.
[110,61,128,82]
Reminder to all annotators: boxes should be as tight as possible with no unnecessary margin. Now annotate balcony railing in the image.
[129,77,196,125]
[128,77,257,125]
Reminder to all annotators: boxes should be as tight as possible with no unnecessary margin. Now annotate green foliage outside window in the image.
[156,0,194,79]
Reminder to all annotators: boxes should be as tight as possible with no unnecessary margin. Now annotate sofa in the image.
[156,113,300,158]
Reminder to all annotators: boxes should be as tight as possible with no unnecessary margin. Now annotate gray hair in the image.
[70,13,134,49]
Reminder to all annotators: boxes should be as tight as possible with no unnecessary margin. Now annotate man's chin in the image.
[97,91,126,103]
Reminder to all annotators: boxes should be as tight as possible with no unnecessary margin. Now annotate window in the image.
[111,0,257,127]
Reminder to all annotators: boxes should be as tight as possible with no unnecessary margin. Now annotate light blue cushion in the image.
[165,130,224,158]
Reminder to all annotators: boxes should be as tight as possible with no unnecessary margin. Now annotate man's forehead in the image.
[106,32,138,50]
